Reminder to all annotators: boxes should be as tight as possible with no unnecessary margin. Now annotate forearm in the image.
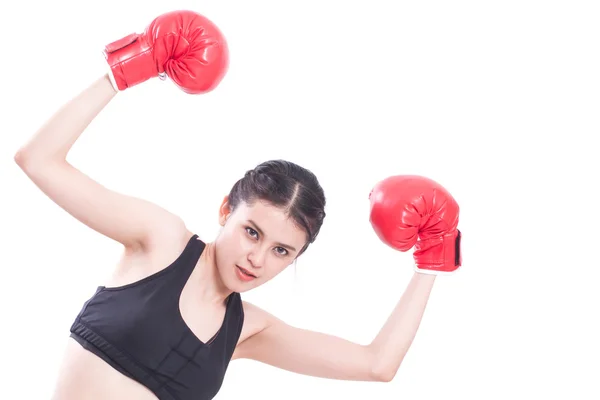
[368,272,436,380]
[15,74,117,165]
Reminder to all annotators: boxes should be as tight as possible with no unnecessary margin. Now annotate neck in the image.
[194,242,232,306]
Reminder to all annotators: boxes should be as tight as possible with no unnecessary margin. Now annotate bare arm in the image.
[233,301,378,381]
[368,272,436,380]
[15,74,116,162]
[233,272,436,382]
[14,74,186,249]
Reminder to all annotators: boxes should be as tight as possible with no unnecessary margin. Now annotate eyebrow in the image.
[247,219,298,252]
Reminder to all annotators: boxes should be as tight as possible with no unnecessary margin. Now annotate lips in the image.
[236,265,257,278]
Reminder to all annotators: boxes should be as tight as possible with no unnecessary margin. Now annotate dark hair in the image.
[227,160,326,256]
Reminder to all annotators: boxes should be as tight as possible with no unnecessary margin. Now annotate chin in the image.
[229,276,260,293]
[233,285,256,293]
[225,281,257,294]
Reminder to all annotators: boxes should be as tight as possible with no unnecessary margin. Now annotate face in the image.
[214,197,308,292]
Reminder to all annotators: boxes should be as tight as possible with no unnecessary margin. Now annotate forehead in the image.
[233,200,306,243]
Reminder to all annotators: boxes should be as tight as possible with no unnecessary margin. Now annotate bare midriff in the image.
[50,339,158,400]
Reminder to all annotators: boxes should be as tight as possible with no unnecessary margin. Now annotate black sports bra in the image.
[69,234,244,400]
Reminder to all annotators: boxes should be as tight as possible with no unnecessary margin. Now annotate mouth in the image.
[236,265,257,279]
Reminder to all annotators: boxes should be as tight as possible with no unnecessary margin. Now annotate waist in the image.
[68,322,179,400]
[51,338,160,400]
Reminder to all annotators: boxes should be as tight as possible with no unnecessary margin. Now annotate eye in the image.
[274,247,288,256]
[245,227,259,239]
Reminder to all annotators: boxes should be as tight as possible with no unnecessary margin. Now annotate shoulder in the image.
[143,215,193,252]
[123,218,196,272]
[232,301,297,361]
[156,223,200,256]
[236,301,279,345]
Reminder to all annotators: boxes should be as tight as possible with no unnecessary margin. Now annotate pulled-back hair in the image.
[227,160,326,255]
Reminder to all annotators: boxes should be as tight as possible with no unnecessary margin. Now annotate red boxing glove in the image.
[103,10,229,94]
[369,175,462,275]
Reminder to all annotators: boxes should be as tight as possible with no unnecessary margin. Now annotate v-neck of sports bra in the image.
[177,290,234,347]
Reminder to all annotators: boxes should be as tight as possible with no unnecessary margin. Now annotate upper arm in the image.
[15,157,186,249]
[232,302,381,382]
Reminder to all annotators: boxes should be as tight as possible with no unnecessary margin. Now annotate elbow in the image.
[371,367,397,383]
[369,357,400,383]
[367,345,401,382]
[13,150,35,173]
[13,150,39,174]
[14,149,27,167]
[14,148,37,170]
[14,148,61,171]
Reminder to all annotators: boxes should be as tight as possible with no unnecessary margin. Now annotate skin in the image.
[15,74,437,400]
[213,196,306,297]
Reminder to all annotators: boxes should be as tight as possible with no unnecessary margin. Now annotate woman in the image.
[15,10,461,400]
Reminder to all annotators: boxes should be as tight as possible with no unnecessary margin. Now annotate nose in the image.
[247,245,266,269]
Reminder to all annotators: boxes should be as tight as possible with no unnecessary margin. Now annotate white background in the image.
[1,0,599,398]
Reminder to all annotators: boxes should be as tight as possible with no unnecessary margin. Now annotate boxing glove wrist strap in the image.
[413,230,462,275]
[103,33,158,90]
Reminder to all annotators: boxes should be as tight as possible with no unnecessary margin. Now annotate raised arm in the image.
[233,175,462,382]
[233,275,436,382]
[14,74,186,249]
[14,10,230,250]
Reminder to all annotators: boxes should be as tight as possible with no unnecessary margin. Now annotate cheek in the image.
[264,258,292,278]
[217,227,251,260]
